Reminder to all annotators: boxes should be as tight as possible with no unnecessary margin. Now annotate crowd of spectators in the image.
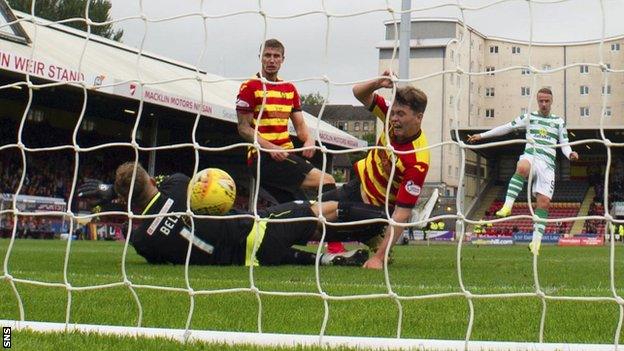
[590,161,624,204]
[0,215,55,239]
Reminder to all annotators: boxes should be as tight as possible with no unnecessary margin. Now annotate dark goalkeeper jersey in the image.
[131,173,253,265]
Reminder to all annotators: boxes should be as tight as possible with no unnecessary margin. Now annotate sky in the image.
[108,0,624,104]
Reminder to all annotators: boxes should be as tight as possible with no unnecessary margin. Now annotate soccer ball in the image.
[189,168,236,215]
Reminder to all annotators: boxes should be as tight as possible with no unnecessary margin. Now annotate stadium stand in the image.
[495,180,589,203]
[482,181,588,235]
[484,201,579,235]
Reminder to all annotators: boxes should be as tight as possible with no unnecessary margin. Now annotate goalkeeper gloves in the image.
[77,179,115,205]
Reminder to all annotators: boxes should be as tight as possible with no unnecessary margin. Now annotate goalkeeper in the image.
[78,162,386,267]
[467,88,578,255]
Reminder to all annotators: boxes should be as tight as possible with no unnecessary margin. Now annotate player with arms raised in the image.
[468,88,579,255]
[324,70,430,270]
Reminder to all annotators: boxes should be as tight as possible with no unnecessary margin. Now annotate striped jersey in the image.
[354,94,430,208]
[510,111,569,169]
[236,74,301,159]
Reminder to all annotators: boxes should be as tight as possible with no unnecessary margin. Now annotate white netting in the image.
[1,0,623,350]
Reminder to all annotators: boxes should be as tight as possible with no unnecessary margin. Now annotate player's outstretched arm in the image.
[352,69,394,107]
[363,206,411,270]
[468,119,519,143]
[467,134,482,143]
[77,178,115,205]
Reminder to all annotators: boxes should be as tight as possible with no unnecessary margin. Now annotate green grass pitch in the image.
[1,239,624,350]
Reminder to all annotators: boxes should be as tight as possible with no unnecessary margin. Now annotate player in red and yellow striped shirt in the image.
[236,39,335,205]
[323,70,430,269]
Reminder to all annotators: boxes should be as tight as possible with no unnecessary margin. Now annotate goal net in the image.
[1,0,623,350]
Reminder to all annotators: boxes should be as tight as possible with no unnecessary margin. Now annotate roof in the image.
[302,104,376,122]
[0,10,366,149]
[383,17,624,47]
[376,38,455,50]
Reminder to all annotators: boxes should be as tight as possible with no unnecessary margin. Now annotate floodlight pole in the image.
[399,0,411,87]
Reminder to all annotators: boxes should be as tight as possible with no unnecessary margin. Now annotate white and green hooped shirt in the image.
[479,111,573,170]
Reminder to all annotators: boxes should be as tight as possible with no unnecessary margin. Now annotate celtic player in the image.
[468,88,579,255]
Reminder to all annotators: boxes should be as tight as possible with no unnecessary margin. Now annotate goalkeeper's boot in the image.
[528,239,541,256]
[322,249,369,266]
[364,235,394,265]
[495,205,512,218]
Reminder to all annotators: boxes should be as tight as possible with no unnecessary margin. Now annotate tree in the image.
[300,92,326,105]
[362,132,376,146]
[8,0,123,41]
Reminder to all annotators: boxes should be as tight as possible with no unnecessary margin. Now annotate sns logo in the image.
[2,327,10,348]
[405,180,421,196]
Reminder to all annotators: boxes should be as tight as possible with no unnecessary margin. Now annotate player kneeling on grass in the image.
[77,162,387,267]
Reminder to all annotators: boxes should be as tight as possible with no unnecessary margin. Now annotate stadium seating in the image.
[583,202,606,235]
[496,180,589,203]
[484,201,580,235]
[483,180,589,235]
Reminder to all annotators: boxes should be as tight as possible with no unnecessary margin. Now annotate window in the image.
[485,87,495,97]
[486,66,495,75]
[512,46,521,54]
[455,167,459,177]
[521,68,531,75]
[604,106,612,118]
[27,109,45,122]
[489,45,499,53]
[580,85,589,95]
[0,2,30,44]
[338,121,348,131]
[580,107,590,117]
[521,107,528,115]
[485,109,495,118]
[580,65,589,74]
[602,85,612,95]
[81,120,95,132]
[521,87,531,96]
[542,64,552,71]
[363,122,369,131]
[354,122,360,131]
[611,43,621,51]
[449,96,454,106]
[448,165,452,176]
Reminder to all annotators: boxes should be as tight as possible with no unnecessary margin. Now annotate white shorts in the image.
[519,154,555,199]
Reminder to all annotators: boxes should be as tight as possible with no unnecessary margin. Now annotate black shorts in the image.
[250,152,314,199]
[321,177,364,203]
[256,201,318,265]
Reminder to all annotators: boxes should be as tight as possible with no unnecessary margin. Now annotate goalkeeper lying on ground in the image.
[78,162,387,267]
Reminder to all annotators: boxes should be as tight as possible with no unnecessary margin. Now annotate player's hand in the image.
[362,255,384,270]
[569,152,579,161]
[301,138,316,159]
[77,179,115,205]
[268,144,289,162]
[377,70,395,89]
[467,134,481,143]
